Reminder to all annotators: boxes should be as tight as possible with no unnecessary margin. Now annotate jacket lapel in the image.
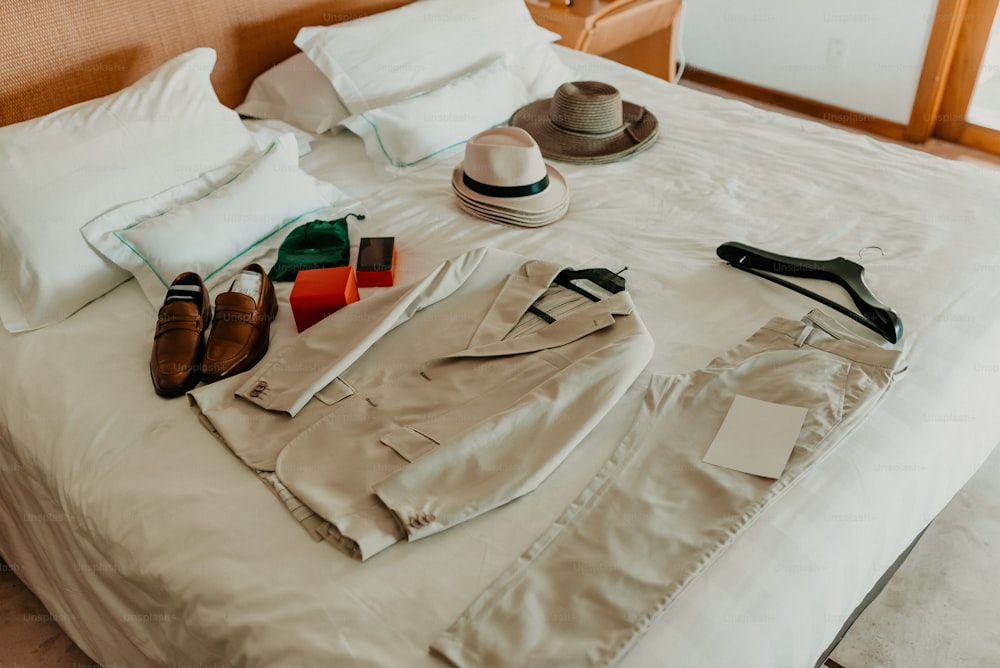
[467,258,566,347]
[434,292,635,363]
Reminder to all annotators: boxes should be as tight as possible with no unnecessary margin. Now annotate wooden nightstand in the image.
[526,0,682,82]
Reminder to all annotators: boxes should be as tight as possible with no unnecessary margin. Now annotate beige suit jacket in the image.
[190,247,653,560]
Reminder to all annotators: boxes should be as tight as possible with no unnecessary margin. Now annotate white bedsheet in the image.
[3,47,1000,667]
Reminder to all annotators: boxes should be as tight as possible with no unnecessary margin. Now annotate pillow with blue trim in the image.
[294,0,570,114]
[0,47,254,332]
[82,134,358,308]
[340,57,530,170]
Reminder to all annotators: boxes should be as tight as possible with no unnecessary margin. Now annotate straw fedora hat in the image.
[451,126,569,227]
[510,81,658,164]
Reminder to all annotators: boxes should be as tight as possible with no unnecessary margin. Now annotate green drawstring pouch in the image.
[268,213,363,282]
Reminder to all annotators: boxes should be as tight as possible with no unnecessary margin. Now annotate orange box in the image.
[289,266,359,332]
[356,237,396,288]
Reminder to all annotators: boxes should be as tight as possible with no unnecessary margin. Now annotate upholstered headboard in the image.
[0,0,411,127]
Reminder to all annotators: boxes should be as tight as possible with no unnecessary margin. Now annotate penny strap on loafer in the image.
[154,316,204,337]
[212,308,255,323]
[213,293,274,326]
[154,303,205,338]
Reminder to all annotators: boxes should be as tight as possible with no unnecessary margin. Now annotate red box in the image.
[289,266,359,332]
[356,237,396,287]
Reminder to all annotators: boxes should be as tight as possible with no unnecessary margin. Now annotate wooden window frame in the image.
[909,0,1000,152]
[685,0,1000,153]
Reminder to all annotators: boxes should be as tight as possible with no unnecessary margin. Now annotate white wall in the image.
[681,0,939,124]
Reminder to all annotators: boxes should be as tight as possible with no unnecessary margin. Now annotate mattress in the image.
[3,46,1000,666]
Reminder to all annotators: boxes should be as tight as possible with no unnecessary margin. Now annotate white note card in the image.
[702,395,808,479]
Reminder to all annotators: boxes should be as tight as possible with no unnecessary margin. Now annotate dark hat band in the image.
[462,173,549,198]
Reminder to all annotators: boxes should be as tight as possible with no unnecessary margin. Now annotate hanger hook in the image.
[858,246,885,262]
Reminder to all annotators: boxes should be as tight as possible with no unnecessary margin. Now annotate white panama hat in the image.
[451,126,569,227]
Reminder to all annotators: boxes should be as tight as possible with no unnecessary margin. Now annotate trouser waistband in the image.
[761,308,906,372]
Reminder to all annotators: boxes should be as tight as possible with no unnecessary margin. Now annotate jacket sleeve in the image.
[233,247,490,416]
[371,326,654,542]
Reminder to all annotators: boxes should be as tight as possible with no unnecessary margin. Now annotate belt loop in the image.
[802,310,843,340]
[794,324,813,348]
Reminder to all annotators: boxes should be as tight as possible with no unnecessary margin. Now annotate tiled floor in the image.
[0,557,94,665]
[825,442,1000,668]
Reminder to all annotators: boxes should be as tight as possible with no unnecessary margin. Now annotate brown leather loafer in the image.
[201,263,278,384]
[150,272,211,397]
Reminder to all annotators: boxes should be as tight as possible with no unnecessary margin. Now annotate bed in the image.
[3,1,1000,666]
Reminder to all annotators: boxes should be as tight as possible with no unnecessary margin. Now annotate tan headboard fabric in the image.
[0,0,411,127]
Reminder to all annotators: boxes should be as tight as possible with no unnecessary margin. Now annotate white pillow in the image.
[341,58,530,169]
[0,47,255,332]
[242,118,315,156]
[236,53,349,134]
[294,0,572,114]
[82,134,355,308]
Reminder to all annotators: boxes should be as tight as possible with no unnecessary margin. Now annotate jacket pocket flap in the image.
[380,427,440,462]
[315,377,355,406]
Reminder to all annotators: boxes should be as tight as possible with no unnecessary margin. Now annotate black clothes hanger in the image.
[528,267,628,323]
[553,268,627,302]
[716,241,903,343]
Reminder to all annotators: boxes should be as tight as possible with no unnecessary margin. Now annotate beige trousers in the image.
[434,310,906,667]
